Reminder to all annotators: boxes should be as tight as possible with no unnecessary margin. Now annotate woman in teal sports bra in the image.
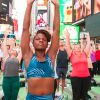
[21,0,60,99]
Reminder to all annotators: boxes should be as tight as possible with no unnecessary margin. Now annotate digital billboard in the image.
[37,10,47,27]
[0,24,13,34]
[93,0,100,14]
[60,24,79,43]
[37,0,47,27]
[59,0,72,23]
[73,0,91,22]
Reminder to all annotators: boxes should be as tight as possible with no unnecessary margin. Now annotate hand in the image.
[4,31,8,38]
[79,38,83,43]
[66,29,70,37]
[27,0,35,5]
[92,40,94,44]
[51,0,59,6]
[83,32,89,36]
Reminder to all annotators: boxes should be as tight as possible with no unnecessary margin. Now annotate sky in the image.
[14,0,27,38]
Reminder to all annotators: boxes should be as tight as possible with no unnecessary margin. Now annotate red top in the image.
[95,50,100,61]
[69,52,90,77]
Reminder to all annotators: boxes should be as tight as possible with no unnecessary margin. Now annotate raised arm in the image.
[21,0,35,60]
[17,48,22,64]
[80,38,84,52]
[91,40,95,52]
[47,0,60,61]
[65,30,72,57]
[2,32,9,59]
[10,38,16,51]
[84,33,90,55]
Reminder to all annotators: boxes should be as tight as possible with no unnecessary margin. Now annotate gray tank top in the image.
[3,57,19,77]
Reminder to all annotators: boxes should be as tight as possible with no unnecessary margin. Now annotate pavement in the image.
[0,71,100,100]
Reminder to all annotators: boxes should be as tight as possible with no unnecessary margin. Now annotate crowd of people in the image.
[0,0,100,100]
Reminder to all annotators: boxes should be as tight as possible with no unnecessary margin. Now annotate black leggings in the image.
[71,76,91,100]
[54,79,57,97]
[0,62,1,70]
[92,62,97,75]
[96,61,100,75]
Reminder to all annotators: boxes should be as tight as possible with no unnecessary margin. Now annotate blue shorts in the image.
[56,67,68,79]
[26,92,54,100]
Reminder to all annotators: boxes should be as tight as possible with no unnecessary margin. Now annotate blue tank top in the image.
[26,54,54,78]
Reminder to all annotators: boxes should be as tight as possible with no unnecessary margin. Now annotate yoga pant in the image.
[71,76,91,100]
[54,79,57,97]
[56,67,67,79]
[26,92,54,100]
[88,68,93,78]
[92,62,97,76]
[2,76,20,100]
[0,62,1,70]
[96,61,100,75]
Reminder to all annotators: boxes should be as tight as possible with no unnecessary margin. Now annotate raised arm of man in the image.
[84,33,90,55]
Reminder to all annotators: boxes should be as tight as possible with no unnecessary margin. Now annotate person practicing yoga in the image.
[21,0,60,99]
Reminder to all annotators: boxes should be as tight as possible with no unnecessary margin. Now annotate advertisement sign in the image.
[60,24,79,43]
[37,10,47,27]
[59,0,72,23]
[0,24,13,34]
[12,19,18,32]
[37,0,47,27]
[73,0,91,22]
[0,0,9,13]
[38,0,47,10]
[93,0,100,14]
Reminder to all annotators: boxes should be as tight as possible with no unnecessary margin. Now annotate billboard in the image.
[59,0,72,23]
[37,10,47,27]
[73,0,91,22]
[37,0,47,27]
[60,24,79,43]
[85,12,100,38]
[0,0,9,13]
[0,24,13,34]
[38,0,47,10]
[93,0,100,14]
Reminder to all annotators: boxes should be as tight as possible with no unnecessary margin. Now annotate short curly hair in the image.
[33,29,51,43]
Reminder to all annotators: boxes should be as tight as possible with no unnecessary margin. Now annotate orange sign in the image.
[38,0,47,7]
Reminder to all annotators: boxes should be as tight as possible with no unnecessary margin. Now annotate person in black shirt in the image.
[56,40,68,96]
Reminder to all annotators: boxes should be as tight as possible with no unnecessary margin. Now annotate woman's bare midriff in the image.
[28,78,54,95]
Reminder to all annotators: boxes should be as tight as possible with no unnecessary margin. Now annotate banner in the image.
[59,0,72,23]
[38,0,47,10]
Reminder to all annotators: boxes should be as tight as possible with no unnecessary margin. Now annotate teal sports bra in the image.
[26,54,54,78]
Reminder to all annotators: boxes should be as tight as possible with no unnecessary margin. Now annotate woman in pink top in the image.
[66,31,90,100]
[95,44,100,76]
[90,41,97,77]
